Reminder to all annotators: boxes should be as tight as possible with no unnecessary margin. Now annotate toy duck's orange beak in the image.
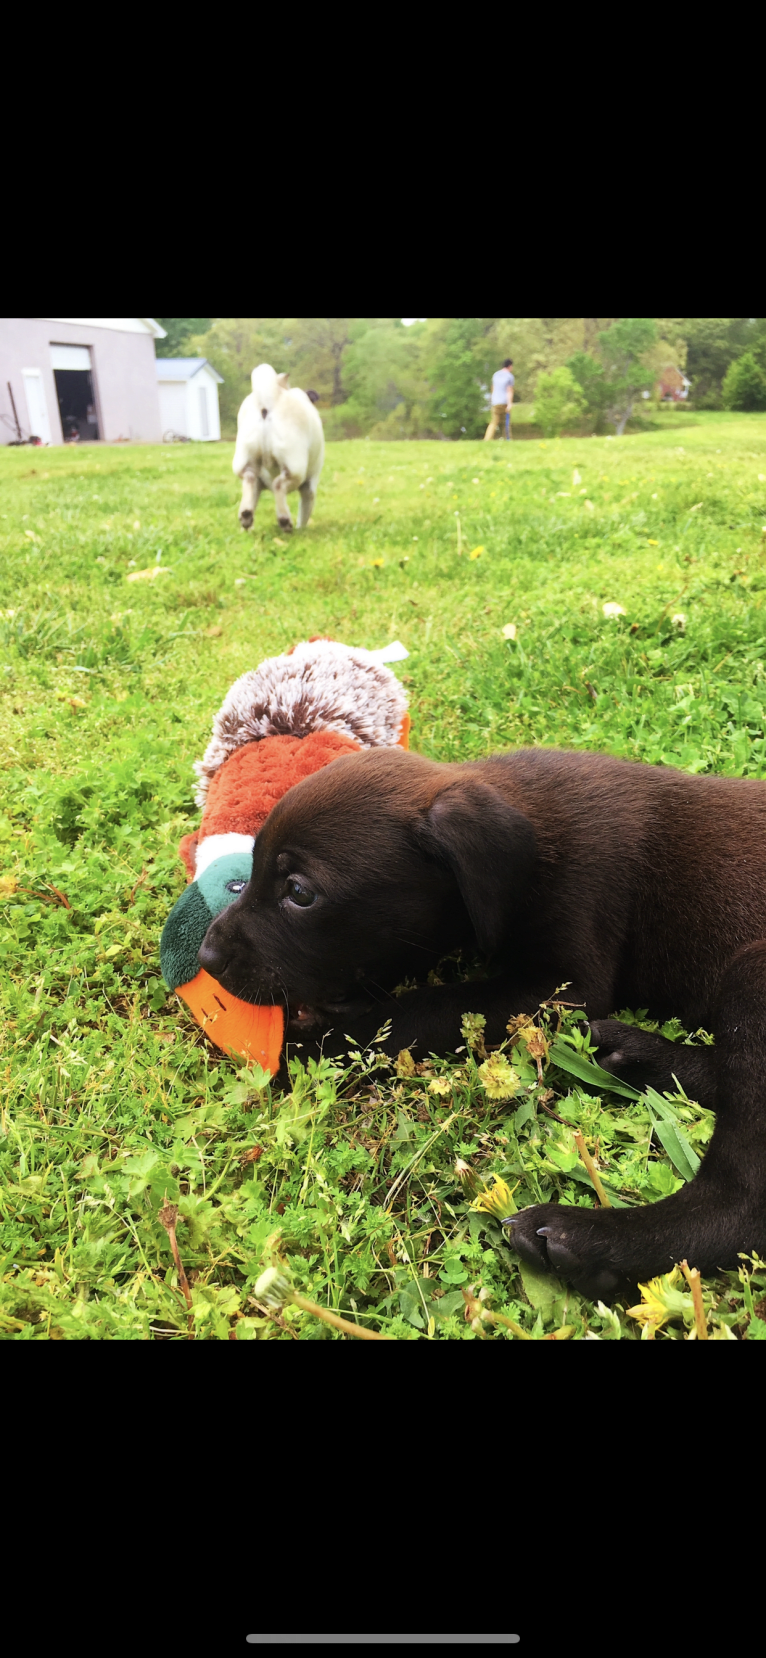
[176,969,285,1074]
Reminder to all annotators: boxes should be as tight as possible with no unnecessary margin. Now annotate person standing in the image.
[484,358,514,440]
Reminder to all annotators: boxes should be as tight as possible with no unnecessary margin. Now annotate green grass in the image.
[2,415,766,1340]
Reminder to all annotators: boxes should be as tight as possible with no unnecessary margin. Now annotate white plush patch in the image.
[194,832,255,877]
[193,638,409,805]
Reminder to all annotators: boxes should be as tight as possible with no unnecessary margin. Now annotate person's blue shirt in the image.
[491,368,514,404]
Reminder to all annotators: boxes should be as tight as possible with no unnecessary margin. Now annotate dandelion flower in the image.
[502,623,517,641]
[478,1054,521,1099]
[454,1157,483,1197]
[671,613,687,628]
[626,1268,693,1331]
[602,601,626,618]
[254,1267,293,1310]
[127,566,171,583]
[470,1175,518,1220]
[371,558,385,568]
[469,546,484,560]
[647,539,659,546]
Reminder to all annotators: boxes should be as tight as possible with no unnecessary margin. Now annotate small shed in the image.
[156,359,223,442]
[657,365,691,402]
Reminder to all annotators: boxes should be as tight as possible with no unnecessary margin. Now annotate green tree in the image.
[722,351,766,411]
[680,319,766,407]
[598,318,657,435]
[155,319,213,358]
[567,350,608,427]
[424,317,495,439]
[285,318,355,405]
[533,366,587,437]
[335,319,430,437]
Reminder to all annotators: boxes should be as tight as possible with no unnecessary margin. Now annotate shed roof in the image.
[156,358,223,383]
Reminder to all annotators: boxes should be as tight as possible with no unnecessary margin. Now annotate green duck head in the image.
[160,851,253,992]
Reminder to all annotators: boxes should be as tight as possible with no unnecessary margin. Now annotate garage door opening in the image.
[50,343,100,442]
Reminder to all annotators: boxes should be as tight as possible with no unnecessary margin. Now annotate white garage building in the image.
[156,359,223,442]
[1,318,167,445]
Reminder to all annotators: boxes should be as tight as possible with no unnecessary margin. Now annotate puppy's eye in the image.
[225,879,247,893]
[285,877,315,908]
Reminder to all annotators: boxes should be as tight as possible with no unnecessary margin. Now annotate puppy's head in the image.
[198,748,536,1021]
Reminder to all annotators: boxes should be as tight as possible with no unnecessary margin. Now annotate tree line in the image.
[156,318,766,439]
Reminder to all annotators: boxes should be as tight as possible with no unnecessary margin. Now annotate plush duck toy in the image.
[160,638,410,1073]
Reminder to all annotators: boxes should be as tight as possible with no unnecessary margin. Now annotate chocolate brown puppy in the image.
[199,745,766,1298]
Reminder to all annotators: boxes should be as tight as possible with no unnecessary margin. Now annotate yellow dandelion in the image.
[470,1175,518,1220]
[477,1054,521,1100]
[469,546,485,560]
[371,558,385,568]
[626,1268,693,1331]
[647,538,659,546]
[126,566,171,583]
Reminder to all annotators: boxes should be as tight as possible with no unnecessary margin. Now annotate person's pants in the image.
[484,404,510,440]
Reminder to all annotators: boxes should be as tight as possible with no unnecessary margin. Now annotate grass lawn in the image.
[3,412,766,1341]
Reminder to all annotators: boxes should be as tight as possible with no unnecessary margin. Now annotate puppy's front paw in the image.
[507,1205,627,1300]
[239,508,254,529]
[590,1020,678,1091]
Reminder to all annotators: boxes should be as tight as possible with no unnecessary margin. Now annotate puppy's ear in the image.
[276,372,290,389]
[414,781,537,955]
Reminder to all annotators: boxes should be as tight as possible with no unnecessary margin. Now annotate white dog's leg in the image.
[272,470,294,532]
[298,478,317,527]
[239,466,261,530]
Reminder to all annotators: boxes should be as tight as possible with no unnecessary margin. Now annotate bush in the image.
[722,352,766,411]
[533,366,587,437]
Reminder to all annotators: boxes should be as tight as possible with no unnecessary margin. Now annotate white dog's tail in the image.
[250,362,289,418]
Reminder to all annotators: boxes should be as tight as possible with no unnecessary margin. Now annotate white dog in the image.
[233,364,324,533]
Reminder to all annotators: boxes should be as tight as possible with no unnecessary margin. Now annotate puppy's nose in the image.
[198,934,229,978]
